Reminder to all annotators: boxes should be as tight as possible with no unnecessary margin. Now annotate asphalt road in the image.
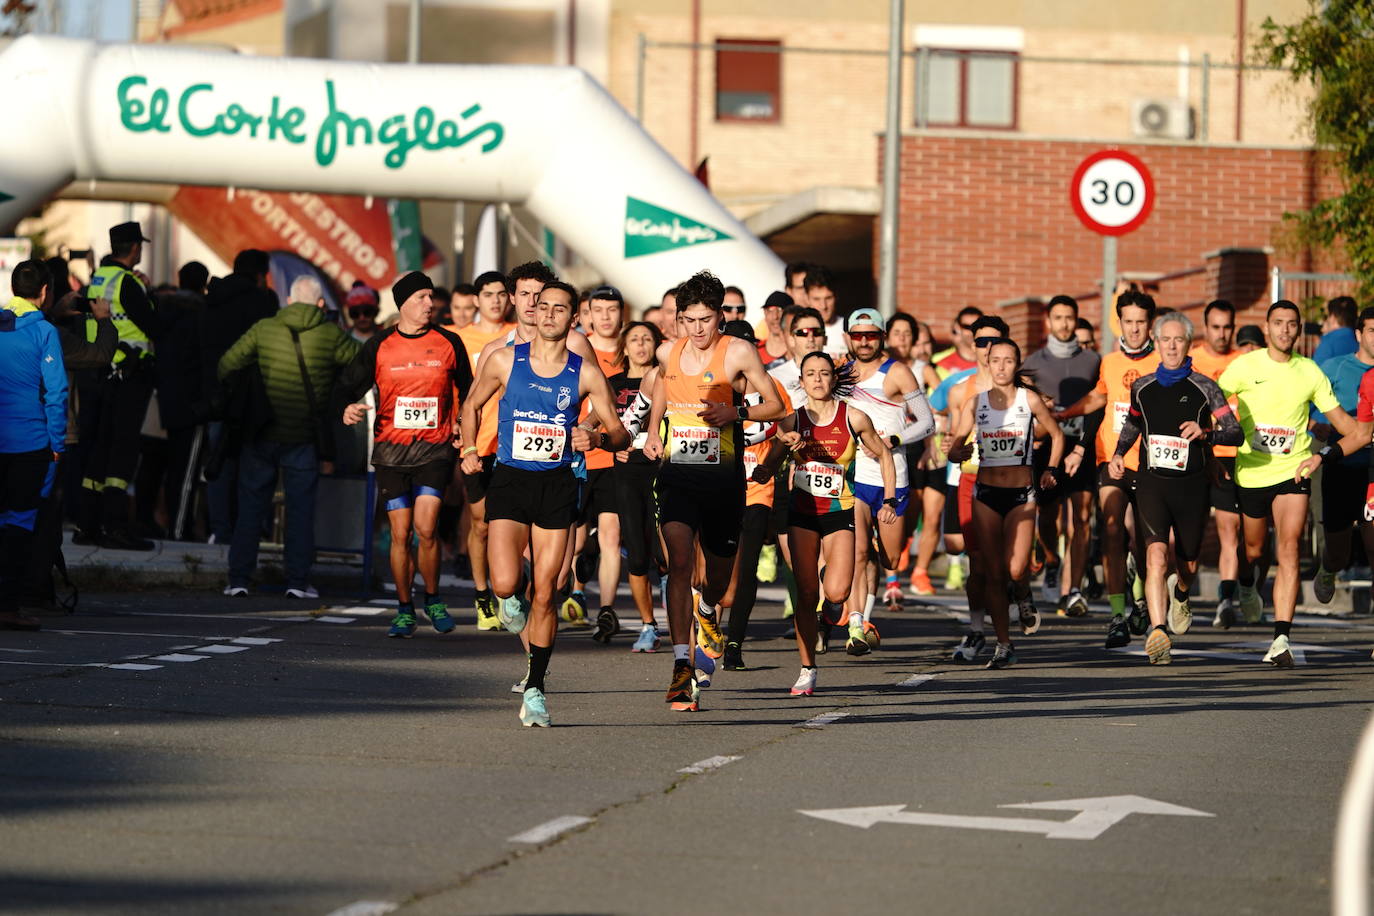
[2,583,1371,915]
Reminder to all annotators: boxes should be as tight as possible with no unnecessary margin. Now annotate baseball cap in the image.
[1235,324,1265,348]
[721,319,757,343]
[589,284,624,304]
[763,290,791,310]
[845,308,885,332]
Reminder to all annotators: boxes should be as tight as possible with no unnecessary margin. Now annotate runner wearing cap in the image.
[341,270,473,638]
[842,308,935,645]
[757,291,792,366]
[1221,300,1360,667]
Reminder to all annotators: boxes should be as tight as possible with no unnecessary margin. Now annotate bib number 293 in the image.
[512,421,565,462]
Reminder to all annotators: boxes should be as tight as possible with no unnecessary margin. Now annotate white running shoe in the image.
[790,667,817,696]
[1017,595,1041,636]
[223,585,248,597]
[951,630,986,663]
[1040,563,1060,605]
[1263,634,1295,668]
[1166,574,1191,635]
[285,585,319,600]
[498,595,528,634]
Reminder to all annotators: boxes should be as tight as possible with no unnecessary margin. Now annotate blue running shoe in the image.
[519,687,551,727]
[498,595,528,634]
[426,600,455,634]
[694,644,716,688]
[632,624,660,653]
[387,611,417,638]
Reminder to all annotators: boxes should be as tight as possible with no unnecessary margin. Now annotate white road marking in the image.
[0,647,41,653]
[50,629,238,640]
[330,606,389,616]
[314,615,356,624]
[508,815,594,844]
[151,653,209,663]
[325,901,399,916]
[231,637,281,645]
[104,663,162,671]
[678,755,741,775]
[1110,647,1264,663]
[896,674,937,688]
[798,711,849,729]
[190,645,250,654]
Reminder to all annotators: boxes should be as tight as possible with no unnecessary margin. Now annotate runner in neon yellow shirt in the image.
[1218,300,1358,667]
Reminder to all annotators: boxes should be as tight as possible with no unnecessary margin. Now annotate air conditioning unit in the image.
[1131,97,1194,140]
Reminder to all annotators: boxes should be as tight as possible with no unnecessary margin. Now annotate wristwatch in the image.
[888,434,901,448]
[736,405,749,421]
[882,497,899,508]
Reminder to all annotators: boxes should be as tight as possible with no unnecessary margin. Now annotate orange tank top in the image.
[582,344,622,471]
[662,336,739,469]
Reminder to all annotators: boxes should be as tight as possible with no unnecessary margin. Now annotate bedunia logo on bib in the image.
[624,197,733,258]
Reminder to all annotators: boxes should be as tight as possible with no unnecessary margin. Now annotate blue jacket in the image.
[0,300,67,454]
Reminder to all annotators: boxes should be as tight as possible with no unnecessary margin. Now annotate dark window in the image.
[716,38,781,123]
[916,49,1018,129]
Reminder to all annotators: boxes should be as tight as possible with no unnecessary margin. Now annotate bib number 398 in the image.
[395,396,438,430]
[512,420,565,462]
[1147,434,1189,471]
[669,427,721,464]
[1251,424,1296,455]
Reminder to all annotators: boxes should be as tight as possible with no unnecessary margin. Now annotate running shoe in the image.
[883,578,904,610]
[1213,596,1236,630]
[1166,574,1191,635]
[1239,584,1263,624]
[654,568,670,628]
[592,608,620,644]
[559,590,588,625]
[846,619,870,656]
[1145,627,1172,665]
[285,585,319,599]
[223,585,249,598]
[945,557,965,591]
[909,569,936,597]
[790,666,818,696]
[816,609,835,655]
[951,630,986,662]
[985,642,1017,670]
[1017,594,1041,635]
[694,645,716,688]
[1105,616,1131,649]
[387,611,417,638]
[475,594,502,631]
[758,544,778,583]
[1064,590,1089,618]
[519,687,551,727]
[1041,563,1060,605]
[782,594,794,619]
[1125,552,1140,600]
[632,624,660,653]
[1263,634,1295,668]
[694,601,725,658]
[1314,565,1337,604]
[723,641,746,670]
[863,620,882,650]
[498,595,528,634]
[666,661,700,711]
[1127,599,1149,636]
[426,599,456,634]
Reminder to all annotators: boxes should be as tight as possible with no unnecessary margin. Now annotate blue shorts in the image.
[852,481,910,516]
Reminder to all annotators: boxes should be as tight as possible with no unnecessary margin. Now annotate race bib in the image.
[1147,434,1189,471]
[796,461,845,498]
[743,449,760,479]
[669,426,720,464]
[978,425,1028,465]
[1112,401,1129,433]
[395,396,438,430]
[1251,424,1296,455]
[632,430,648,451]
[512,420,565,462]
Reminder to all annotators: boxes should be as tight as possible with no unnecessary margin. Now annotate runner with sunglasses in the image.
[945,337,1063,669]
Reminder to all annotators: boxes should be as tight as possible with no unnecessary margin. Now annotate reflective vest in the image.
[86,265,150,365]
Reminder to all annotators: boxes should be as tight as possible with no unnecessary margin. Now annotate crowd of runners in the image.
[343,261,1374,727]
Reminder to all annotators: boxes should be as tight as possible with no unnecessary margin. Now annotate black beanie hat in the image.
[391,270,434,308]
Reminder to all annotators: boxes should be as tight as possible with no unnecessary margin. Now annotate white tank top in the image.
[975,387,1034,468]
[847,358,908,488]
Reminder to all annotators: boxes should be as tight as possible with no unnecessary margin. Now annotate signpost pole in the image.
[1101,235,1117,355]
[877,0,904,318]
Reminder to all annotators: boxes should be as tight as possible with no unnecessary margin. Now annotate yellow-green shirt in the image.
[1219,348,1338,488]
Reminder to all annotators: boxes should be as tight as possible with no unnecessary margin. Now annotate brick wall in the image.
[883,134,1344,344]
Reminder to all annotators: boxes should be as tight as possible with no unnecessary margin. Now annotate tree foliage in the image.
[1259,0,1374,299]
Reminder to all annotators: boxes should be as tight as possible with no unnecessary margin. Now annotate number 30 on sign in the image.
[1070,150,1155,237]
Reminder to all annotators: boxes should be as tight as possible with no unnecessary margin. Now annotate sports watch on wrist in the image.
[736,405,749,421]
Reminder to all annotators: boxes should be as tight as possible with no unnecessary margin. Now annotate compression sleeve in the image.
[1114,381,1144,458]
[1198,374,1244,447]
[1082,406,1104,449]
[620,390,652,438]
[892,387,936,444]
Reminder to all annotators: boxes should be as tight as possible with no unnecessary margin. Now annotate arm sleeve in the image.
[40,324,68,452]
[1113,383,1144,458]
[893,387,936,444]
[1082,406,1104,447]
[58,318,117,370]
[449,334,473,402]
[1200,376,1244,446]
[620,390,653,439]
[337,333,382,403]
[119,275,160,338]
[217,320,261,380]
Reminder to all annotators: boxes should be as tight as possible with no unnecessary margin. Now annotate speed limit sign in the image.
[1070,150,1155,236]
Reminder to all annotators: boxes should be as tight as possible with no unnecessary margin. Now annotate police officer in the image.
[75,221,159,551]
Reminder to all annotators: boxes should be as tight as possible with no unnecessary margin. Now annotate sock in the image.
[476,587,491,601]
[673,643,690,662]
[968,609,985,633]
[1012,580,1031,600]
[820,599,844,625]
[600,605,613,615]
[1173,581,1189,602]
[1274,620,1292,639]
[641,622,654,632]
[397,601,414,614]
[948,553,964,572]
[423,592,439,607]
[526,644,553,692]
[863,594,876,623]
[1108,593,1126,618]
[1239,569,1255,588]
[1218,579,1237,601]
[1152,623,1167,633]
[698,595,717,619]
[885,572,898,586]
[802,664,816,671]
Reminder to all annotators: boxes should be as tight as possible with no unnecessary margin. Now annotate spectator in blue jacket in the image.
[0,259,67,630]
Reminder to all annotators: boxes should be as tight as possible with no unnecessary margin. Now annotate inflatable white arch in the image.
[0,36,784,307]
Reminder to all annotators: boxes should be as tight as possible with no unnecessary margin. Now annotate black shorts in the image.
[790,509,855,537]
[1237,476,1311,520]
[581,467,618,523]
[1209,455,1239,514]
[942,471,963,534]
[1135,471,1210,561]
[974,482,1035,517]
[486,463,579,530]
[908,465,944,493]
[1322,462,1368,531]
[1097,461,1137,493]
[377,457,455,512]
[1034,442,1095,499]
[461,454,497,503]
[657,468,745,558]
[769,461,792,536]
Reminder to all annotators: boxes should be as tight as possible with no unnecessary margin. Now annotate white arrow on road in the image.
[799,795,1213,841]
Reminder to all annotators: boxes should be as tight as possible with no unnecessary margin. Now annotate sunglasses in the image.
[848,331,882,342]
[349,307,379,319]
[793,327,824,338]
[974,336,1005,348]
[722,305,746,313]
[959,322,978,332]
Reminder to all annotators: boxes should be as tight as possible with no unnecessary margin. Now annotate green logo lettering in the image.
[623,197,732,258]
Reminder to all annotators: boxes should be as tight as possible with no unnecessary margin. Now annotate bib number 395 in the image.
[669,426,721,464]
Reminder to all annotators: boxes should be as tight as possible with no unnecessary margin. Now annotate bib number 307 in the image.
[512,420,565,462]
[395,396,438,429]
